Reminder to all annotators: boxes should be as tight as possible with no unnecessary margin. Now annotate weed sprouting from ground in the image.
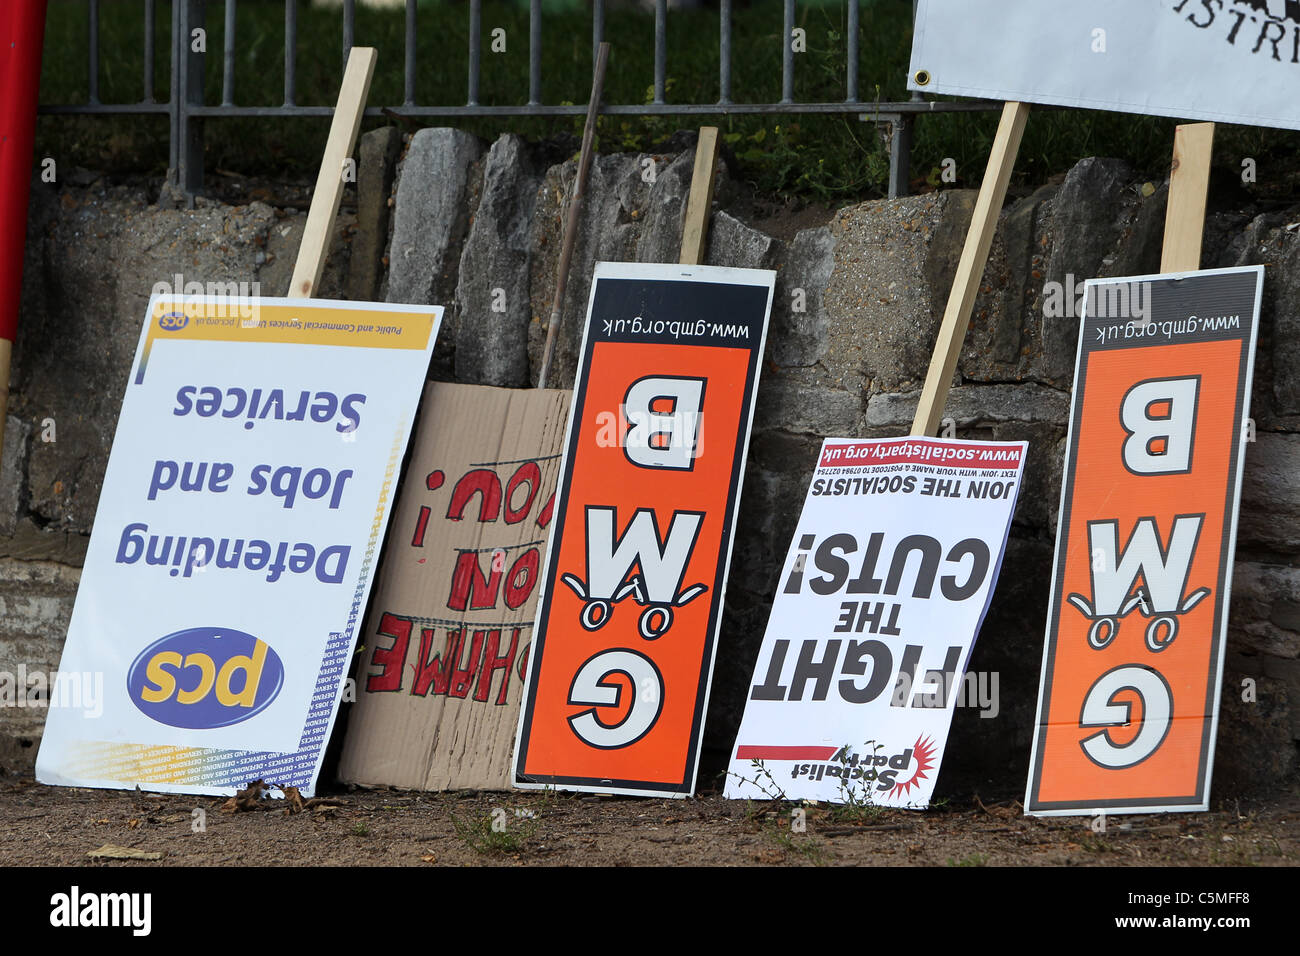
[451,808,539,856]
[726,758,796,810]
[766,821,828,864]
[725,759,828,862]
[826,741,890,825]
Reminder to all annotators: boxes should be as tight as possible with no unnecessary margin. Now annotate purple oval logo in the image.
[158,311,188,331]
[127,627,283,729]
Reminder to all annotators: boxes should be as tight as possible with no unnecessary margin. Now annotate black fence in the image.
[38,0,999,205]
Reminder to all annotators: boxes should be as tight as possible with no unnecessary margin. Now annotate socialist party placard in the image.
[36,295,440,796]
[1027,267,1263,815]
[726,437,1026,808]
[513,262,775,797]
[910,0,1300,132]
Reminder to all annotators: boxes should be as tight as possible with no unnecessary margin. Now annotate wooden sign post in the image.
[910,102,1030,437]
[680,127,720,266]
[290,47,379,295]
[1160,123,1215,273]
[909,111,1214,439]
[537,42,610,389]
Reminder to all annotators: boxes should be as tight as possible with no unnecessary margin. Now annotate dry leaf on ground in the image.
[220,779,270,813]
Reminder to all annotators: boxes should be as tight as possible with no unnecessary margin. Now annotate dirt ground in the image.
[1,771,1296,868]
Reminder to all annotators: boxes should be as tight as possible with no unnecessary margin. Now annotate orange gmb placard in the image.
[514,262,775,797]
[1026,267,1263,815]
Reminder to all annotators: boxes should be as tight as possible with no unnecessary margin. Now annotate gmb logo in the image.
[127,627,284,729]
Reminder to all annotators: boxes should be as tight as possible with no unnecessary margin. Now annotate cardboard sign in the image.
[726,437,1026,807]
[35,296,440,796]
[338,383,568,790]
[910,0,1300,131]
[1026,267,1263,815]
[513,262,775,797]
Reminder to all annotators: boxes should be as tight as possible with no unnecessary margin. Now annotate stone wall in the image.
[3,129,1297,798]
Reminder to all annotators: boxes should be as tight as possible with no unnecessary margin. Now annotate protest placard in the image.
[726,437,1026,807]
[1027,266,1263,815]
[339,383,568,790]
[35,295,440,796]
[514,262,775,797]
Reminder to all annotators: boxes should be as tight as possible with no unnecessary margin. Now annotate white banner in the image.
[909,0,1300,131]
[726,437,1026,808]
[35,295,440,796]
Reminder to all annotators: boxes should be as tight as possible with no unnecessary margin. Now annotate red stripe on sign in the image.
[735,746,838,761]
[819,440,1022,470]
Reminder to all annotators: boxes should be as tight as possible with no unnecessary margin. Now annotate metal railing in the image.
[38,0,999,206]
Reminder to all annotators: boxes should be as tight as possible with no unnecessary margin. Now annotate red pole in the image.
[0,0,48,461]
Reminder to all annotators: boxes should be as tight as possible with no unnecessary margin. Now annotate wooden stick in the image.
[288,46,379,298]
[910,101,1029,437]
[537,42,610,390]
[680,127,720,265]
[1160,122,1215,273]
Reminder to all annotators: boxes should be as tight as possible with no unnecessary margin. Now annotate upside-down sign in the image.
[36,295,440,797]
[1027,266,1263,816]
[726,437,1026,808]
[513,262,775,797]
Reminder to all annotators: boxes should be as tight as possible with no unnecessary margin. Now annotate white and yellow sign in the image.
[36,296,440,796]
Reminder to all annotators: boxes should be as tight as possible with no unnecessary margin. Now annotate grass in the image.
[727,760,826,861]
[450,807,538,856]
[35,0,1295,201]
[766,820,828,863]
[946,851,988,867]
[1079,836,1117,854]
[827,796,886,825]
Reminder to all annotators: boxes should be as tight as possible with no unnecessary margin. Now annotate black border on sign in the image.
[513,268,773,796]
[1026,268,1262,814]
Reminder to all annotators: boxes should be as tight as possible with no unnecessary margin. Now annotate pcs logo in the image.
[157,311,189,331]
[127,627,283,729]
